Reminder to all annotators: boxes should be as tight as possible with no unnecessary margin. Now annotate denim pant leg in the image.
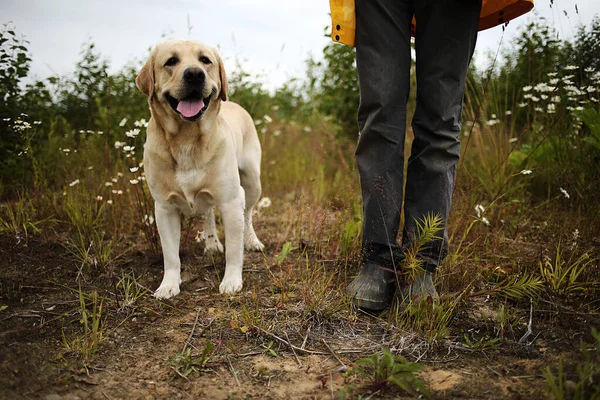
[403,0,481,271]
[355,0,414,269]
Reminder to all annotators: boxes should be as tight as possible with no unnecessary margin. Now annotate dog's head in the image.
[136,40,228,122]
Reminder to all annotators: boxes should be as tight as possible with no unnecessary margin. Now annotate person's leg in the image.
[402,0,481,277]
[348,0,413,310]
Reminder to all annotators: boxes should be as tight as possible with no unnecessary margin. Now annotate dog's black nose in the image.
[183,67,205,85]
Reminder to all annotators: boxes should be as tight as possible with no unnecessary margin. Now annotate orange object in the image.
[329,0,534,46]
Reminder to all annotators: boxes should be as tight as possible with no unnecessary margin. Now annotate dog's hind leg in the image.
[240,167,264,252]
[204,207,224,254]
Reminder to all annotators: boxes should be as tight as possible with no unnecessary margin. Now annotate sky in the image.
[3,0,600,91]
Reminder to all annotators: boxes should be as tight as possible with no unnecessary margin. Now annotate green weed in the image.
[0,191,47,238]
[540,244,599,296]
[544,328,600,400]
[350,347,429,398]
[166,341,215,379]
[389,296,459,346]
[61,285,104,362]
[115,272,148,309]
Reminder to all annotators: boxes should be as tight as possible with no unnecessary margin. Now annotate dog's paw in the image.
[244,235,265,252]
[154,282,180,299]
[219,275,243,294]
[204,238,224,255]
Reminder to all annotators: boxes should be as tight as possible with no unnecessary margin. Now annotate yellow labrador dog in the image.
[136,40,264,299]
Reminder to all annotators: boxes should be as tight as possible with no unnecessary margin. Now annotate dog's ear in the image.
[136,47,157,97]
[215,51,228,101]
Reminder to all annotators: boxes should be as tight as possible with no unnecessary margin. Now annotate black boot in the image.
[347,262,396,311]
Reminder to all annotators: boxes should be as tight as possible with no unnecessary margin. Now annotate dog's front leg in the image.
[154,202,182,299]
[218,187,245,294]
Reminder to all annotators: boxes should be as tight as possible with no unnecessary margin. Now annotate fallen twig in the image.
[227,358,241,387]
[254,326,327,355]
[518,299,534,345]
[321,338,347,371]
[301,324,311,350]
[183,308,201,352]
[284,331,303,368]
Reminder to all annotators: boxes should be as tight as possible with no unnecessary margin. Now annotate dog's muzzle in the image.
[166,67,211,121]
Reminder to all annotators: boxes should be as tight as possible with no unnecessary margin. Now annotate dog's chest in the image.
[172,144,212,214]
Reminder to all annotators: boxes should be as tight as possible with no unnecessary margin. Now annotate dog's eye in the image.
[199,56,212,65]
[164,56,179,67]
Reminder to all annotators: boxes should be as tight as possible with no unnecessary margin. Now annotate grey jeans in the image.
[355,0,481,271]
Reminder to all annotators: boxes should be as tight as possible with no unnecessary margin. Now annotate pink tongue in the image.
[176,99,205,118]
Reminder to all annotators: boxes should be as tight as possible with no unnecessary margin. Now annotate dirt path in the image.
[0,230,595,399]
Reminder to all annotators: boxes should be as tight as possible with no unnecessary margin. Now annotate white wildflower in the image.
[522,85,533,92]
[509,137,518,143]
[273,129,282,137]
[96,195,103,201]
[134,119,147,128]
[114,141,126,149]
[117,172,124,177]
[2,118,10,122]
[258,197,272,209]
[303,126,312,132]
[130,167,139,173]
[107,200,113,205]
[105,182,113,187]
[520,169,532,175]
[475,204,485,218]
[486,119,500,126]
[564,65,578,71]
[119,118,128,127]
[547,103,556,114]
[130,179,139,185]
[481,217,491,226]
[125,129,140,138]
[88,166,94,170]
[111,178,118,183]
[547,72,558,77]
[559,187,570,199]
[519,102,528,108]
[263,115,273,123]
[505,110,512,116]
[69,179,80,187]
[33,121,42,125]
[195,230,205,243]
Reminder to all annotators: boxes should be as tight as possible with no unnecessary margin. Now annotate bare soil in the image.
[0,212,597,400]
